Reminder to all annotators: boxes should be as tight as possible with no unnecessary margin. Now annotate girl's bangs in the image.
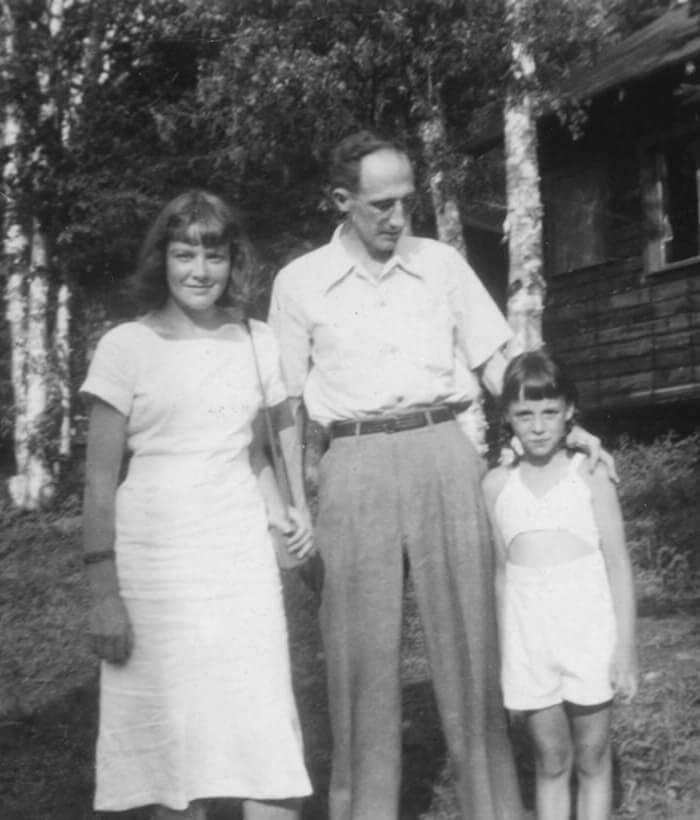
[519,377,563,402]
[502,350,578,408]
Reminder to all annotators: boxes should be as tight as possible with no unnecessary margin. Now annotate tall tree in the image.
[1,0,58,508]
[0,0,668,507]
[189,1,509,250]
[504,0,545,358]
[0,0,197,508]
[500,0,661,357]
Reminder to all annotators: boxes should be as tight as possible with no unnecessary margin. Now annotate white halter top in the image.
[493,452,600,550]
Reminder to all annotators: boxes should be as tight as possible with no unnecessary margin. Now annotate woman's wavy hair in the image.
[125,190,260,314]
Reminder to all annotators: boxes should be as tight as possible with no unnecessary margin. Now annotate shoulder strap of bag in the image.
[244,318,293,506]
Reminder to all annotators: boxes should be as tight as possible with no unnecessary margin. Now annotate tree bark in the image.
[5,268,29,485]
[54,281,72,460]
[8,223,55,509]
[419,110,489,452]
[504,0,546,358]
[418,111,468,258]
[2,1,63,509]
[2,2,30,505]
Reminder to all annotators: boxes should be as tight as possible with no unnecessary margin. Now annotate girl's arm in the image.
[587,463,638,701]
[250,408,313,558]
[82,399,133,665]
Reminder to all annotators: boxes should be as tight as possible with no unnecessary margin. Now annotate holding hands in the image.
[268,505,315,565]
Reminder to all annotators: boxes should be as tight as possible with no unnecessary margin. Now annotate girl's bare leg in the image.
[243,798,301,820]
[526,703,573,820]
[570,702,613,820]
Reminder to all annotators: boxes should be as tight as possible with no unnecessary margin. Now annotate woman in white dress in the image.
[81,191,314,820]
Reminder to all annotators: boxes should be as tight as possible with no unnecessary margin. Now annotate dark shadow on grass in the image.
[1,565,509,820]
[0,676,100,820]
[281,573,456,819]
[400,681,448,819]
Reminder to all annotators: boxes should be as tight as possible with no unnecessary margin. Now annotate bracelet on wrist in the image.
[83,549,116,565]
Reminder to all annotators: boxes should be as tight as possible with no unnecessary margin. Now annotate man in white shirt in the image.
[269,131,523,820]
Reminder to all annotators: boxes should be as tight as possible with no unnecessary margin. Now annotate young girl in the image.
[482,350,637,820]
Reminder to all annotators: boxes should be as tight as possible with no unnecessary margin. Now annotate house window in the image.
[543,160,608,275]
[643,135,700,272]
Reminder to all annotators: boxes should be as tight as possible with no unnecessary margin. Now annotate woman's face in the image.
[165,240,231,313]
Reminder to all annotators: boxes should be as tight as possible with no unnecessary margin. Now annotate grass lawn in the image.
[0,506,698,820]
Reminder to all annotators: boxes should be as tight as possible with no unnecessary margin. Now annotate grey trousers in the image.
[315,420,523,820]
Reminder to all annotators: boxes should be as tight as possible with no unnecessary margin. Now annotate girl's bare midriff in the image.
[508,530,597,567]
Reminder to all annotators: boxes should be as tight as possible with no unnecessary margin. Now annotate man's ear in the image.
[565,404,575,423]
[332,187,352,214]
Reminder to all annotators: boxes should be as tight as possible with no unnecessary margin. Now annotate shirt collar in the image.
[321,223,424,292]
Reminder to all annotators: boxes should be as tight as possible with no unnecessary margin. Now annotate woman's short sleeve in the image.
[250,319,288,407]
[79,324,138,417]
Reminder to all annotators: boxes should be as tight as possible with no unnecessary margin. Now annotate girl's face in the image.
[505,394,574,460]
[165,240,231,314]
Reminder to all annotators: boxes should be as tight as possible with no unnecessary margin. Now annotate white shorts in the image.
[501,550,617,711]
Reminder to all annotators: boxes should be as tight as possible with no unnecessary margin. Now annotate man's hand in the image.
[566,425,619,483]
[89,593,134,666]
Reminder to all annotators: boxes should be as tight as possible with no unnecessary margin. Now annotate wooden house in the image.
[538,3,700,420]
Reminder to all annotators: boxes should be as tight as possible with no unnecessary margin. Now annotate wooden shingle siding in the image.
[537,22,700,413]
[545,255,700,408]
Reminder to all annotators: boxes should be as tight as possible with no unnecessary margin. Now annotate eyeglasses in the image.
[357,193,419,217]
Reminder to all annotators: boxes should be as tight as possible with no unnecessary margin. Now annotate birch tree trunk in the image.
[5,266,29,487]
[2,1,31,505]
[54,281,72,459]
[418,110,468,258]
[7,224,55,509]
[24,223,55,506]
[419,109,489,453]
[3,0,67,508]
[504,0,546,358]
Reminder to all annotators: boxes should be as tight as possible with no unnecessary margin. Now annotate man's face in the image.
[335,149,416,262]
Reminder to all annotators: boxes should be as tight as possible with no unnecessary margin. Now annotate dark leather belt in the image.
[329,403,470,439]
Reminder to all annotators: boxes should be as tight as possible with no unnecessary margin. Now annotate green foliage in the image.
[0,492,698,817]
[1,0,671,296]
[1,0,686,485]
[615,432,700,601]
[187,0,511,233]
[506,0,674,132]
[611,616,700,818]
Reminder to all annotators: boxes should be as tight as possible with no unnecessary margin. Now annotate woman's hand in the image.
[268,505,315,560]
[89,593,134,666]
[566,424,619,483]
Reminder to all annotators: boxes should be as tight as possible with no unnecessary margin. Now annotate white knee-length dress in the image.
[80,319,311,811]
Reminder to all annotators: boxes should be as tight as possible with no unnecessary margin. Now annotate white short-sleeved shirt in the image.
[268,230,512,425]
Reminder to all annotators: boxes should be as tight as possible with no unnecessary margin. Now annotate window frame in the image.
[641,126,700,275]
